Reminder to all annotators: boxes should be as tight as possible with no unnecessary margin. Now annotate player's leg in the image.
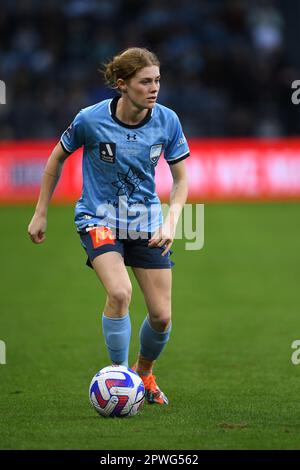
[91,252,132,366]
[132,267,172,404]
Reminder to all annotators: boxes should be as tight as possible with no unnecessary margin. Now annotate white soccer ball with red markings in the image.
[89,365,145,418]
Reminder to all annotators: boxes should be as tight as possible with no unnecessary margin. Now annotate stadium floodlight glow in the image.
[0,340,6,364]
[0,80,6,104]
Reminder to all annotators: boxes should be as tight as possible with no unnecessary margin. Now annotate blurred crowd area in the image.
[1,0,300,139]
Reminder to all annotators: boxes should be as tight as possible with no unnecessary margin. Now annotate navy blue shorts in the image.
[79,227,174,269]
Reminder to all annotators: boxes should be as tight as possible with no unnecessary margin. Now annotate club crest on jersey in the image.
[99,142,116,164]
[149,144,163,166]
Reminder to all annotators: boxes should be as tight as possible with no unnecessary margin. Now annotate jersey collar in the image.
[109,96,153,129]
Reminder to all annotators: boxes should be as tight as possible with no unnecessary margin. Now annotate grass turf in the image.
[0,203,300,450]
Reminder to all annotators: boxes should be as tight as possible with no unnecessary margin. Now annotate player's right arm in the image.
[28,109,85,244]
[27,142,70,244]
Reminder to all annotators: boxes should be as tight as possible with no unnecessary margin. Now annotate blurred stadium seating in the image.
[1,0,300,139]
[1,0,300,201]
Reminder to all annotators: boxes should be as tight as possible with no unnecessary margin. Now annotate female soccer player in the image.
[28,48,189,405]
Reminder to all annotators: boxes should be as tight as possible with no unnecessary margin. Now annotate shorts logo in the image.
[99,143,116,164]
[149,144,163,166]
[90,226,116,248]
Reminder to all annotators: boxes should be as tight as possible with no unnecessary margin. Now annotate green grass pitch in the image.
[0,203,300,450]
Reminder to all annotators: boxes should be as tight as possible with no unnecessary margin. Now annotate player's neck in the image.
[116,96,148,126]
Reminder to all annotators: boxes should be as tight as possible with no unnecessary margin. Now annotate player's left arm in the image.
[148,160,188,255]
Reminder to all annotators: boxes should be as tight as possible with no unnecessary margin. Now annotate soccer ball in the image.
[89,365,145,418]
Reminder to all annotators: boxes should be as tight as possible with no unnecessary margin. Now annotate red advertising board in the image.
[1,139,300,203]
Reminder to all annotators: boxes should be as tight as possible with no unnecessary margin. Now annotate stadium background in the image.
[1,0,300,450]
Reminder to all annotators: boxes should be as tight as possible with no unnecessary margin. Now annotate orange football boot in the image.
[131,364,168,405]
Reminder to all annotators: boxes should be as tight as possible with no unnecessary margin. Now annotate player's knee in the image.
[149,312,171,332]
[108,284,132,311]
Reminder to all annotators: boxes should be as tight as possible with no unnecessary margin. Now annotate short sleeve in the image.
[60,111,85,154]
[164,112,190,165]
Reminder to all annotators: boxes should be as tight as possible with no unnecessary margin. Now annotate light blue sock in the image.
[102,313,131,366]
[139,316,172,361]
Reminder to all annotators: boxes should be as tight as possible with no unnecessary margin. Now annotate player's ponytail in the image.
[102,47,160,90]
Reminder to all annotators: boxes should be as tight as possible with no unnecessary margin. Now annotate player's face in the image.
[125,66,160,110]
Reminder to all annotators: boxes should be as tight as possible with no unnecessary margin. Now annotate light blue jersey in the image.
[60,96,190,235]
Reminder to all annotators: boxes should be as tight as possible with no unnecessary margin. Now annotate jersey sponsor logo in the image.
[99,142,116,163]
[89,226,116,248]
[149,144,163,166]
[177,136,186,147]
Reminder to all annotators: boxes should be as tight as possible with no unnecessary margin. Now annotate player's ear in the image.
[116,78,127,93]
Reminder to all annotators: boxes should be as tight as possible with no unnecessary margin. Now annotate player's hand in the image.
[148,223,175,256]
[28,213,47,244]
